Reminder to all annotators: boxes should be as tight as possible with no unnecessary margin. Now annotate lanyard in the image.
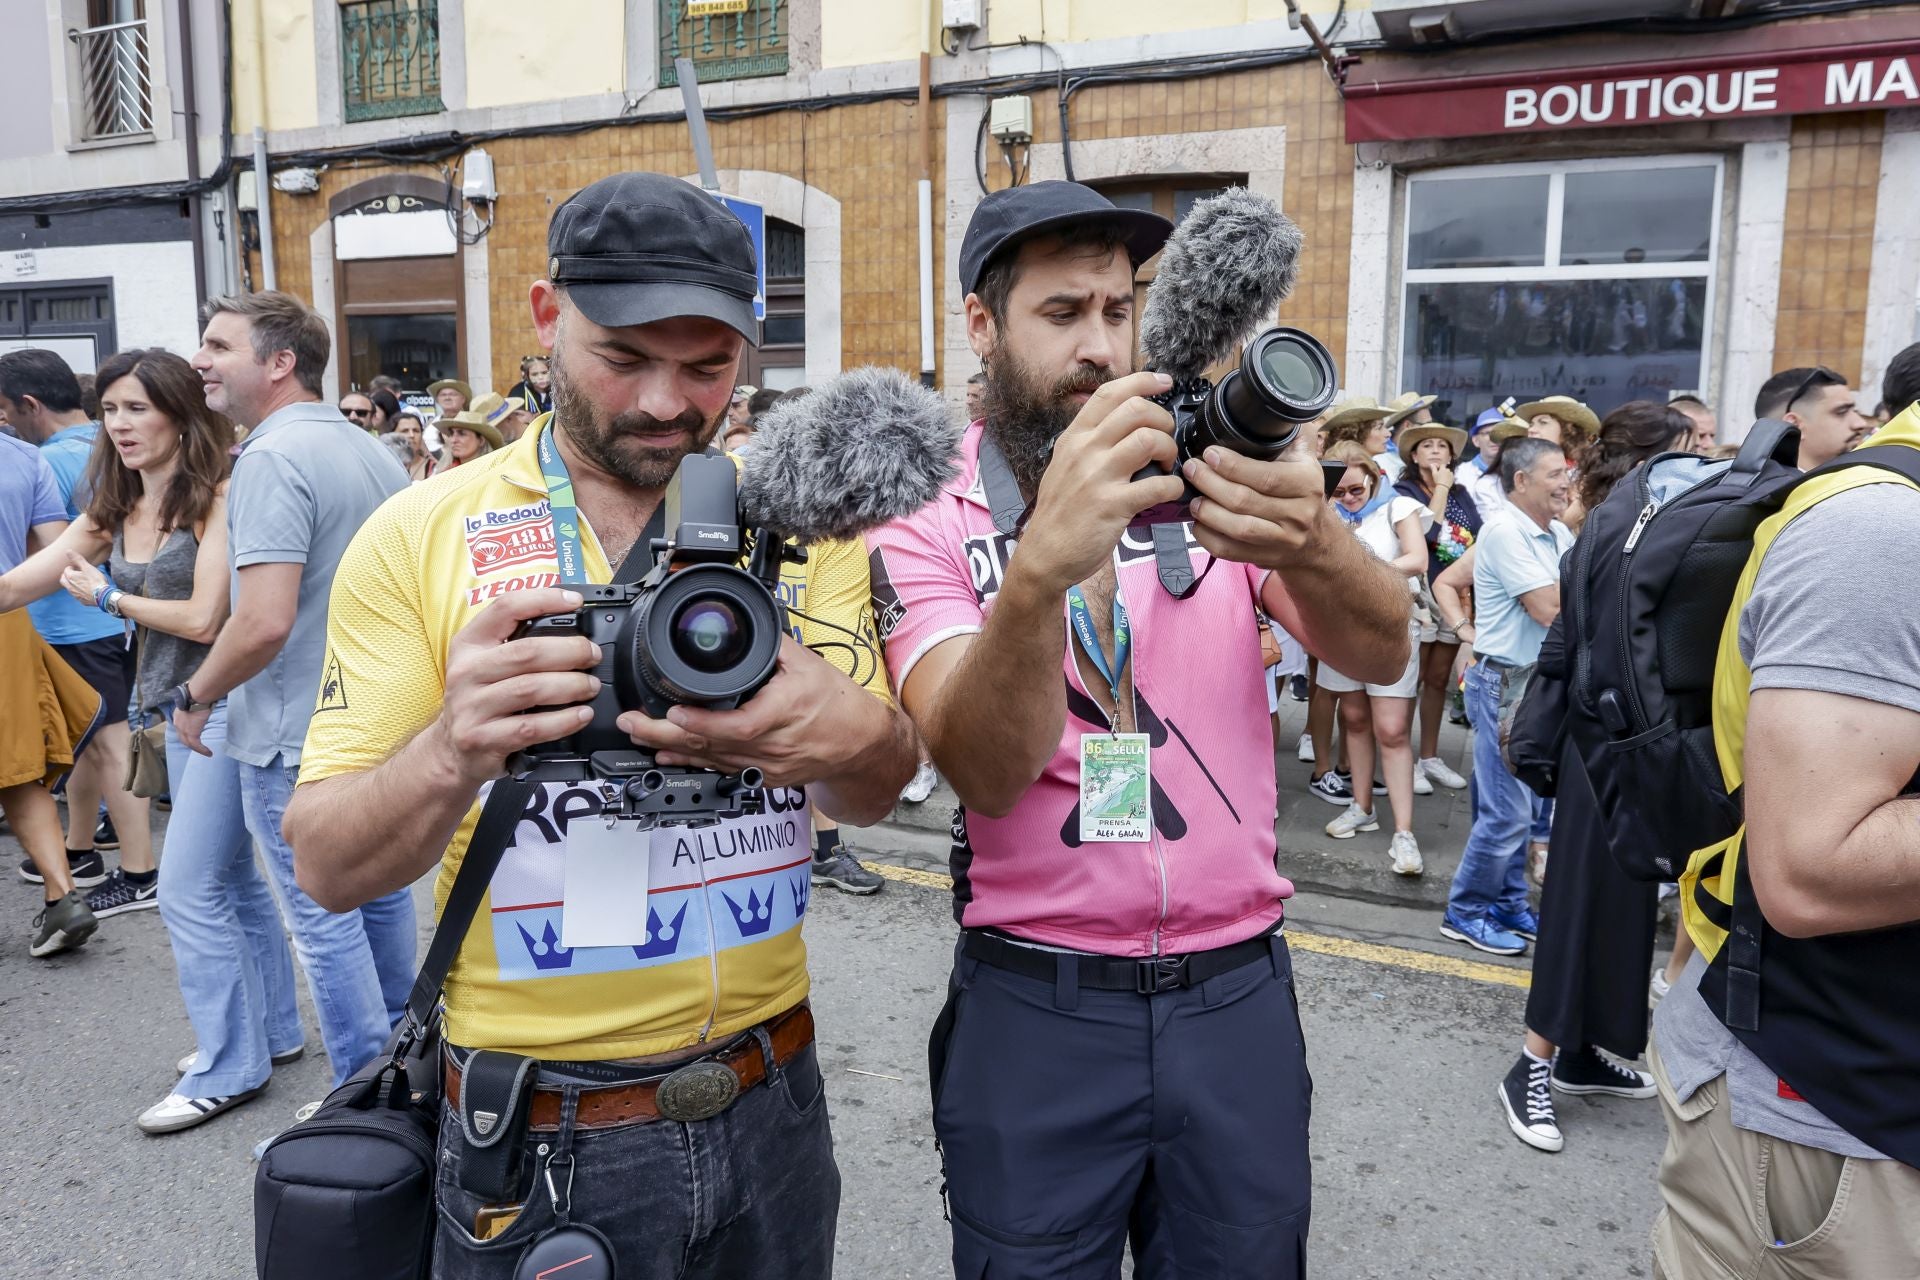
[535,420,593,587]
[1066,585,1130,732]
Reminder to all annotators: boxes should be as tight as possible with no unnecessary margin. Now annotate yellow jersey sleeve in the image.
[299,492,447,786]
[787,535,890,702]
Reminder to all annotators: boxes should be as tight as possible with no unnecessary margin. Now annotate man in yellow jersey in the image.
[283,172,917,1279]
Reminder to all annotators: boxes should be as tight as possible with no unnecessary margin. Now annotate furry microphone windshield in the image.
[738,366,961,544]
[1137,188,1303,382]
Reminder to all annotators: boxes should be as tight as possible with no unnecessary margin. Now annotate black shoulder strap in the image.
[1727,418,1800,489]
[397,499,669,1040]
[1806,442,1920,489]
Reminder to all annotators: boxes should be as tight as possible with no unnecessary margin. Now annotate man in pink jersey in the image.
[867,182,1409,1277]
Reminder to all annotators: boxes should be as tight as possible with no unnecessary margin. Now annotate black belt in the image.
[961,926,1280,995]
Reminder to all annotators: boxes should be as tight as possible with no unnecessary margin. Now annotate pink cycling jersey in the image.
[865,422,1293,957]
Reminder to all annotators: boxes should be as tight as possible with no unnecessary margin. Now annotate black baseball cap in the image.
[959,181,1172,298]
[547,173,760,344]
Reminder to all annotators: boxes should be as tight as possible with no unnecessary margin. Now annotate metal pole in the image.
[917,51,935,389]
[676,58,720,192]
[253,125,276,290]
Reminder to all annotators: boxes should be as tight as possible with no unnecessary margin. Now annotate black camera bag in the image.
[253,778,533,1280]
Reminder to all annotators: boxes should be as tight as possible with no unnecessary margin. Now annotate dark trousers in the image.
[430,1039,840,1279]
[931,933,1313,1278]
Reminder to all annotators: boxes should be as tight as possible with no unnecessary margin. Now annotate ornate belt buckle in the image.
[655,1060,741,1123]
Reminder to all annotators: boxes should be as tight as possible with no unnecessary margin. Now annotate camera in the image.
[508,452,799,826]
[1131,326,1340,526]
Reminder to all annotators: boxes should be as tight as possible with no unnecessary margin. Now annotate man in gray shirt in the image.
[1651,419,1920,1277]
[181,291,414,1090]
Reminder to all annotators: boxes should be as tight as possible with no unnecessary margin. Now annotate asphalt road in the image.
[2,813,1669,1280]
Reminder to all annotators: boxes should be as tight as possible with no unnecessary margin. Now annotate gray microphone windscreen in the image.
[1137,188,1302,381]
[738,366,960,543]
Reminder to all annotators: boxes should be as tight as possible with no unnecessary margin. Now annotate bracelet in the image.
[99,588,125,618]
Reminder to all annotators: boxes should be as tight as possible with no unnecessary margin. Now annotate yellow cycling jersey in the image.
[299,417,886,1059]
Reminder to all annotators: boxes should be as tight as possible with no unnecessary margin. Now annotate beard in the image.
[981,348,1115,498]
[549,347,722,490]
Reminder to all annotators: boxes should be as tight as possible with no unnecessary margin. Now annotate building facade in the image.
[6,1,1917,437]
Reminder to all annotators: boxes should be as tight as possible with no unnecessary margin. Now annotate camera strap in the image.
[978,432,1209,600]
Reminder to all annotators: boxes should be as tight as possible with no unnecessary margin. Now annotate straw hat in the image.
[1323,396,1394,432]
[1383,391,1438,428]
[426,378,473,405]
[438,391,518,449]
[1491,417,1532,443]
[1394,422,1468,461]
[1515,395,1600,438]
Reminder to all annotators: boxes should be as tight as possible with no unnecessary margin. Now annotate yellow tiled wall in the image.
[1773,111,1884,383]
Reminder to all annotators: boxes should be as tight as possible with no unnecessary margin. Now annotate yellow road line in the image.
[861,860,1530,990]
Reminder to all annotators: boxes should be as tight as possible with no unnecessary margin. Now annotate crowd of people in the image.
[3,165,1917,1280]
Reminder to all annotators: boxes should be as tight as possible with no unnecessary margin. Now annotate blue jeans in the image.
[1532,795,1554,845]
[1445,661,1536,923]
[431,1034,839,1279]
[160,703,304,1097]
[239,757,417,1087]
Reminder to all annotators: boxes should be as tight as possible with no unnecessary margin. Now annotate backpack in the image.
[1564,422,1920,881]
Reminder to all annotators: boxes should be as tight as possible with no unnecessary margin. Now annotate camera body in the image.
[1131,326,1340,526]
[508,452,795,825]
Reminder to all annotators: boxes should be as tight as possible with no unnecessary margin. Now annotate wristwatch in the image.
[171,682,216,714]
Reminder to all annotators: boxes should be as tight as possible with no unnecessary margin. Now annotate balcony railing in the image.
[68,18,153,141]
[659,0,788,87]
[341,0,443,123]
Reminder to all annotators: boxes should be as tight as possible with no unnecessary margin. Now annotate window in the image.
[68,1,153,141]
[659,0,788,87]
[1400,158,1721,424]
[743,219,805,392]
[0,281,116,372]
[340,0,443,123]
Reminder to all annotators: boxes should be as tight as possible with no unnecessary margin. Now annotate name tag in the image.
[1079,734,1151,842]
[561,819,651,948]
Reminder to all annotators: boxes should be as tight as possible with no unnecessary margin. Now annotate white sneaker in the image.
[1419,757,1468,790]
[1412,768,1434,796]
[1325,803,1379,840]
[1389,831,1424,876]
[1649,967,1672,1009]
[1295,733,1315,763]
[901,761,940,804]
[137,1086,264,1135]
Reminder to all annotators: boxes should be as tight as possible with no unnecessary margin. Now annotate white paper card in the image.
[560,819,651,948]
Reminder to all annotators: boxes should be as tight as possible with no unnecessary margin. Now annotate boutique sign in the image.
[1345,40,1920,143]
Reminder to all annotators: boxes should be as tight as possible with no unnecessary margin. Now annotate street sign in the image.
[712,192,767,323]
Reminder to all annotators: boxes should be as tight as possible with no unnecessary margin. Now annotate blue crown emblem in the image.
[516,919,573,971]
[791,878,809,918]
[630,902,690,961]
[722,887,776,938]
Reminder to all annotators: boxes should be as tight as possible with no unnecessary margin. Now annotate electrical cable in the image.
[786,604,881,687]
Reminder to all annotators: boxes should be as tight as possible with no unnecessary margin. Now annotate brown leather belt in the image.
[445,1003,814,1131]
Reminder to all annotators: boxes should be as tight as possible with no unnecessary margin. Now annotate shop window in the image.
[340,0,443,123]
[659,0,787,87]
[1400,157,1721,423]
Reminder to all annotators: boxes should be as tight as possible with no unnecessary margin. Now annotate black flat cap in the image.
[959,181,1172,297]
[547,172,759,344]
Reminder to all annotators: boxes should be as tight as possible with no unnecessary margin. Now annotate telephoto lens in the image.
[1189,327,1339,461]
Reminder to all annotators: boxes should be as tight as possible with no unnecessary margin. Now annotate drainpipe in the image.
[176,0,207,308]
[254,124,276,290]
[916,7,935,390]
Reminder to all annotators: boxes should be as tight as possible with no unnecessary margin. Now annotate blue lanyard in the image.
[535,421,593,586]
[1066,585,1131,725]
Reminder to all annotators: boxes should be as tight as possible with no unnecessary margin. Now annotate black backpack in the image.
[1564,422,1920,881]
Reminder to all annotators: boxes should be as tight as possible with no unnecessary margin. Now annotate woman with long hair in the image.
[1314,442,1431,876]
[1391,421,1480,796]
[1493,399,1696,1155]
[0,349,303,1133]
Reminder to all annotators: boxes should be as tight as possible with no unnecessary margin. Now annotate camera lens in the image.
[1196,327,1340,459]
[671,596,749,673]
[1256,334,1325,402]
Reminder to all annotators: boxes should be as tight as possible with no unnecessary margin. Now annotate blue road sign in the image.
[712,193,767,323]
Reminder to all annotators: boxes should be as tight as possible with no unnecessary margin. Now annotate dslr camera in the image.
[508,452,799,826]
[1131,326,1340,526]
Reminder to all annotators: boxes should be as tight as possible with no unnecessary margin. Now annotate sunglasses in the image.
[1332,484,1371,499]
[343,407,372,419]
[1784,366,1844,415]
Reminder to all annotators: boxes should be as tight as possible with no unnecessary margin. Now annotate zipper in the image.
[1113,568,1170,956]
[1615,469,1658,733]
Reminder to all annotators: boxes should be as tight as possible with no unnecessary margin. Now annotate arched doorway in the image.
[740,217,806,391]
[327,175,465,393]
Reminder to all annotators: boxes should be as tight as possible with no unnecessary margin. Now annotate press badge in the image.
[1079,734,1152,842]
[561,819,651,949]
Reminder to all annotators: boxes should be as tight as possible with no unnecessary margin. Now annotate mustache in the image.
[606,406,709,441]
[1048,364,1113,401]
